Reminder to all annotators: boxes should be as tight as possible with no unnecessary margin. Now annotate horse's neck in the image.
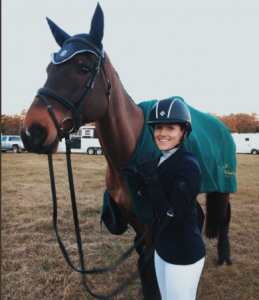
[96,60,144,172]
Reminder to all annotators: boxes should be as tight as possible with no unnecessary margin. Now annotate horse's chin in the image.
[26,137,59,154]
[44,138,59,154]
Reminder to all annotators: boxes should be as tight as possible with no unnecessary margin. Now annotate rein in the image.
[48,138,173,298]
[40,36,174,298]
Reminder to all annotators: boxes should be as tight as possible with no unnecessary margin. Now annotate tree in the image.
[20,109,27,121]
[209,112,259,133]
[1,110,27,135]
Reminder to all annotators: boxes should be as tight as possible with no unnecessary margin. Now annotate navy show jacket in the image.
[145,144,206,265]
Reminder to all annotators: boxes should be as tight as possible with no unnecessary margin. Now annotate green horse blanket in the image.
[102,97,237,225]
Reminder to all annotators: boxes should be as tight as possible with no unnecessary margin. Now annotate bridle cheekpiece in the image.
[36,37,111,141]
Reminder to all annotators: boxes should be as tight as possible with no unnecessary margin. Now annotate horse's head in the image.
[21,4,111,154]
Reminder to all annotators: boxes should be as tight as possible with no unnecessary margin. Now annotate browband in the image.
[64,37,105,58]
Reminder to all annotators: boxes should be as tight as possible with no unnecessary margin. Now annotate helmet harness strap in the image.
[181,123,189,144]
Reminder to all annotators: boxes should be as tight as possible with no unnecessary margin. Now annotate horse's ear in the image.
[89,3,104,43]
[46,17,71,47]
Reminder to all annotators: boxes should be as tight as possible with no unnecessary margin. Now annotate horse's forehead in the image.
[51,42,98,65]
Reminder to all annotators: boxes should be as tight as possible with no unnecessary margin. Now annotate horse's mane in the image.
[114,69,136,104]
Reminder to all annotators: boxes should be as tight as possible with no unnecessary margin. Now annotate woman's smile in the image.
[154,124,184,150]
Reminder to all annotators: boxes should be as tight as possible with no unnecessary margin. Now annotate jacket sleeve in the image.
[145,160,201,228]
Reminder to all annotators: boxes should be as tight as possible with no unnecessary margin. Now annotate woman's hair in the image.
[178,124,186,132]
[154,123,186,132]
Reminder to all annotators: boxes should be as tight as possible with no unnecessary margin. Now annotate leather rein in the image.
[38,37,174,298]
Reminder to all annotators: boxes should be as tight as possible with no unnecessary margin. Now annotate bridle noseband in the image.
[36,37,112,140]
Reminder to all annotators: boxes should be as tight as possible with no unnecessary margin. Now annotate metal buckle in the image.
[137,187,143,196]
[60,117,76,133]
[167,208,174,217]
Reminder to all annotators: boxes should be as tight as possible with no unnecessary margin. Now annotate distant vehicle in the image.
[1,135,26,153]
[57,126,103,155]
[232,133,259,154]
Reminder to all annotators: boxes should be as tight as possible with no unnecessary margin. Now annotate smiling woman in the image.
[148,98,192,151]
[140,98,206,300]
[153,124,185,151]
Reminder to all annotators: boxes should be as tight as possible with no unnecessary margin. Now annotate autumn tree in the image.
[20,109,27,121]
[2,110,258,136]
[1,110,27,135]
[209,112,259,133]
[84,122,95,126]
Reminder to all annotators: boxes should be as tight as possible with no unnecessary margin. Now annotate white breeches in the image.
[154,251,205,300]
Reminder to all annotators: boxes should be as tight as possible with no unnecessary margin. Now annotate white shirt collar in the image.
[158,145,181,166]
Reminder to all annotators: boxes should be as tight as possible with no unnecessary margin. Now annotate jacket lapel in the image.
[156,144,188,176]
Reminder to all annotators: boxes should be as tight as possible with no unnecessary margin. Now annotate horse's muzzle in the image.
[21,123,55,154]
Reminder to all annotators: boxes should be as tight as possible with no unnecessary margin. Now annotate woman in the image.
[137,98,206,300]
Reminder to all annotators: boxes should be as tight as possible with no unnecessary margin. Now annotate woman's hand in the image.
[120,165,146,184]
[137,150,158,178]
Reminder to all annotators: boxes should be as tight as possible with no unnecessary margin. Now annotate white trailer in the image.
[231,133,259,154]
[57,126,103,155]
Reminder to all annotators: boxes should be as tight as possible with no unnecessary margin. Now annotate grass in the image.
[1,152,259,299]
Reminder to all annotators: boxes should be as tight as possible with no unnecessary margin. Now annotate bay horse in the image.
[21,4,234,299]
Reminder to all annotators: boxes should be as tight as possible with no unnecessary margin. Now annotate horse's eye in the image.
[80,66,90,74]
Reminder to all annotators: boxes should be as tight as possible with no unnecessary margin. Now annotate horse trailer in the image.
[57,126,103,155]
[231,133,259,154]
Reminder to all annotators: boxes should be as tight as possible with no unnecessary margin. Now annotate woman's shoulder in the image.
[175,148,201,176]
[160,144,201,175]
[180,146,200,165]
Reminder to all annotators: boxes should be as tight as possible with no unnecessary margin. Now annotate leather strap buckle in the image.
[167,207,174,217]
[60,117,76,133]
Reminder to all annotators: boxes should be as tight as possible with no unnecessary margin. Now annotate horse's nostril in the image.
[26,124,48,146]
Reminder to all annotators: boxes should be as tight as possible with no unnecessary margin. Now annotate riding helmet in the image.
[148,97,192,138]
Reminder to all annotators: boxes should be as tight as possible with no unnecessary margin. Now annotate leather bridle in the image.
[36,37,112,141]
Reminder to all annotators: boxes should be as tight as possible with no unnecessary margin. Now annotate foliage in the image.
[1,109,27,135]
[0,110,95,136]
[208,113,259,133]
[2,109,258,136]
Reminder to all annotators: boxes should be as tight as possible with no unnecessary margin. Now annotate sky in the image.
[2,0,259,117]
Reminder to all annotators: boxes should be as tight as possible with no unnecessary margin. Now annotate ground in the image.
[1,152,259,300]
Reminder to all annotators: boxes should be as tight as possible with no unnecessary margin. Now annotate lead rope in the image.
[48,139,174,298]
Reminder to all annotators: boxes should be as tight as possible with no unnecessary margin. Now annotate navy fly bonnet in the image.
[47,3,106,65]
[36,3,111,141]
